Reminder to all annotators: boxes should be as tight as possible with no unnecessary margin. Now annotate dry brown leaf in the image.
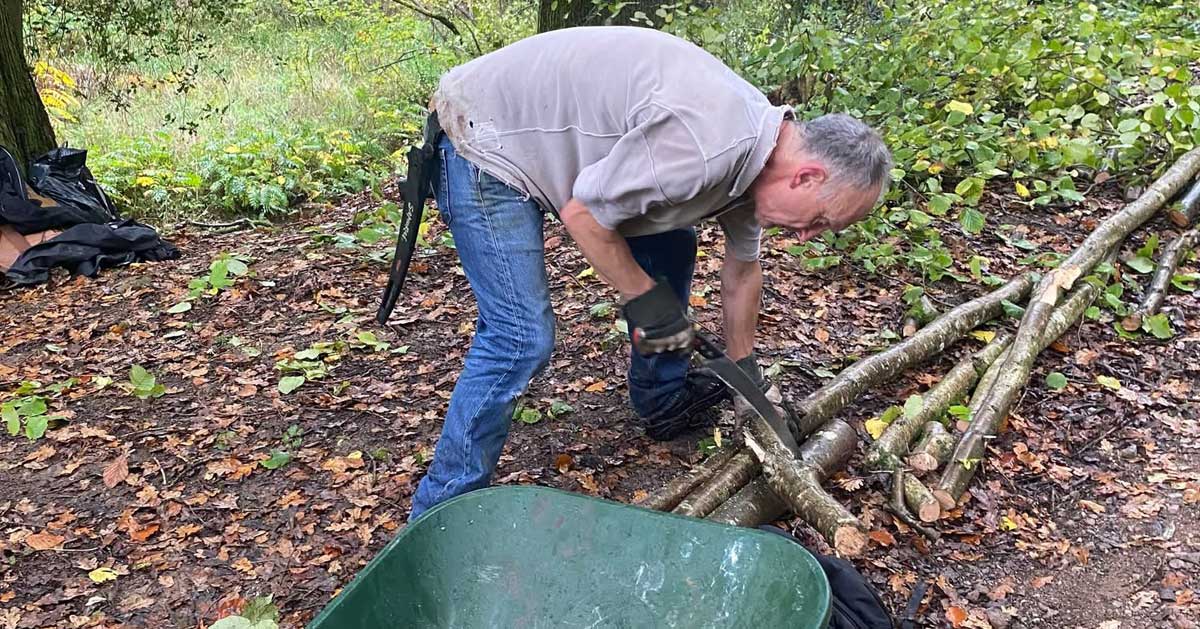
[815,328,830,343]
[1078,499,1106,513]
[868,530,895,547]
[25,532,65,551]
[946,606,968,627]
[103,453,129,489]
[554,454,572,473]
[1030,575,1054,588]
[585,381,607,393]
[237,384,258,397]
[988,578,1015,601]
[129,523,159,543]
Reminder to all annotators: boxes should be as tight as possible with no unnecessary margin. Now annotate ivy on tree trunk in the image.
[1,0,56,169]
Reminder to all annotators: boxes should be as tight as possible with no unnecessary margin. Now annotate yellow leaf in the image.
[969,330,996,343]
[927,163,944,174]
[88,567,118,584]
[865,417,890,440]
[1096,375,1122,390]
[224,145,241,154]
[1000,515,1019,530]
[577,267,595,279]
[946,100,974,115]
[1039,136,1059,149]
[1014,182,1030,198]
[713,427,722,448]
[347,450,363,460]
[134,176,156,187]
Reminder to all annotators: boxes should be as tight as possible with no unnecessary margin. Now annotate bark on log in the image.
[706,477,787,527]
[672,451,759,518]
[1166,177,1200,227]
[637,447,738,512]
[906,421,956,473]
[864,332,1013,473]
[890,469,940,540]
[904,472,943,523]
[791,273,1033,437]
[1126,224,1200,327]
[937,149,1200,509]
[934,282,1100,510]
[745,415,866,556]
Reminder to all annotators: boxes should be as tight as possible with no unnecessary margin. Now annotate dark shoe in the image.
[642,370,731,441]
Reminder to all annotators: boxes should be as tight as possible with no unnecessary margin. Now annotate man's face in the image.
[753,165,880,243]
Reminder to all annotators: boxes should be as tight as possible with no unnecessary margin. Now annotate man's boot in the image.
[641,370,731,441]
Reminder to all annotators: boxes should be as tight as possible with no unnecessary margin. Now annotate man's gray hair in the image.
[792,114,893,192]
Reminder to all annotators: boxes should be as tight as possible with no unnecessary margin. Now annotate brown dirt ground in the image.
[1,180,1197,628]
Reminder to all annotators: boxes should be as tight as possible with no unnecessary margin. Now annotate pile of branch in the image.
[637,149,1200,555]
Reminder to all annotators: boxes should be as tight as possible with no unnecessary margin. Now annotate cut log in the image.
[792,273,1033,438]
[1165,176,1200,227]
[637,447,738,512]
[904,472,943,523]
[906,421,956,473]
[745,414,866,556]
[889,469,940,540]
[672,451,759,518]
[864,332,1012,473]
[934,281,1100,510]
[706,477,787,527]
[935,150,1200,510]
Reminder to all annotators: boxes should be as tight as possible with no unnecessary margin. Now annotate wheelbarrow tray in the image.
[309,485,830,628]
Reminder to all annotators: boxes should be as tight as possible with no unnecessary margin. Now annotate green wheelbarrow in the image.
[309,486,831,628]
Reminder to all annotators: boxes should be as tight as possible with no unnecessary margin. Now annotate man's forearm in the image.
[721,257,762,361]
[560,198,655,300]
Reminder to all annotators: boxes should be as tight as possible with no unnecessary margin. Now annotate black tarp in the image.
[5,220,180,285]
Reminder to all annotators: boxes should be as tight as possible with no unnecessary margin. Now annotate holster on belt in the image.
[376,111,443,325]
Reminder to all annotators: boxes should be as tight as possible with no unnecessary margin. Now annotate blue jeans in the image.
[409,136,696,519]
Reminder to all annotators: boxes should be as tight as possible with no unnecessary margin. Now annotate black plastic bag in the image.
[0,146,117,234]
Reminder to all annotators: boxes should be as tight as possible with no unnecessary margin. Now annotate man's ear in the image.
[789,163,828,189]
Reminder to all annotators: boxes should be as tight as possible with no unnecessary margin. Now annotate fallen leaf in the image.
[988,578,1015,601]
[1078,499,1106,513]
[585,381,607,393]
[129,523,159,543]
[1049,339,1069,353]
[237,384,258,397]
[25,532,65,551]
[946,606,968,627]
[814,328,830,343]
[103,453,129,489]
[688,294,707,307]
[868,530,895,546]
[865,417,890,440]
[1096,375,1122,390]
[88,567,118,584]
[969,330,995,343]
[555,454,572,473]
[1030,575,1054,588]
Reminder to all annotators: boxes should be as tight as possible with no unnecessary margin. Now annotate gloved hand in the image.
[622,279,694,355]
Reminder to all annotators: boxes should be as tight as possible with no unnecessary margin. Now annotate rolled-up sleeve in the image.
[718,204,762,262]
[571,105,707,230]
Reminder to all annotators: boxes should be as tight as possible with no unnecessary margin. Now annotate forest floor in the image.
[2,180,1198,628]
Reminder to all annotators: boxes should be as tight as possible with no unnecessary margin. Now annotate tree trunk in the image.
[0,0,56,169]
[537,0,668,32]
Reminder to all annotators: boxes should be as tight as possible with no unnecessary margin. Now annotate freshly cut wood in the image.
[904,472,943,523]
[935,282,1100,510]
[936,150,1200,511]
[706,477,787,527]
[791,274,1033,438]
[906,421,956,473]
[864,332,1012,473]
[1166,177,1200,227]
[745,414,866,556]
[672,451,759,518]
[637,447,738,512]
[890,469,940,540]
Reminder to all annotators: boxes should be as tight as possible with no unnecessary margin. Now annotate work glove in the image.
[622,279,694,355]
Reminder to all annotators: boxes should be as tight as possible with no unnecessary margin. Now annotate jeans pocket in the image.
[475,169,522,207]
